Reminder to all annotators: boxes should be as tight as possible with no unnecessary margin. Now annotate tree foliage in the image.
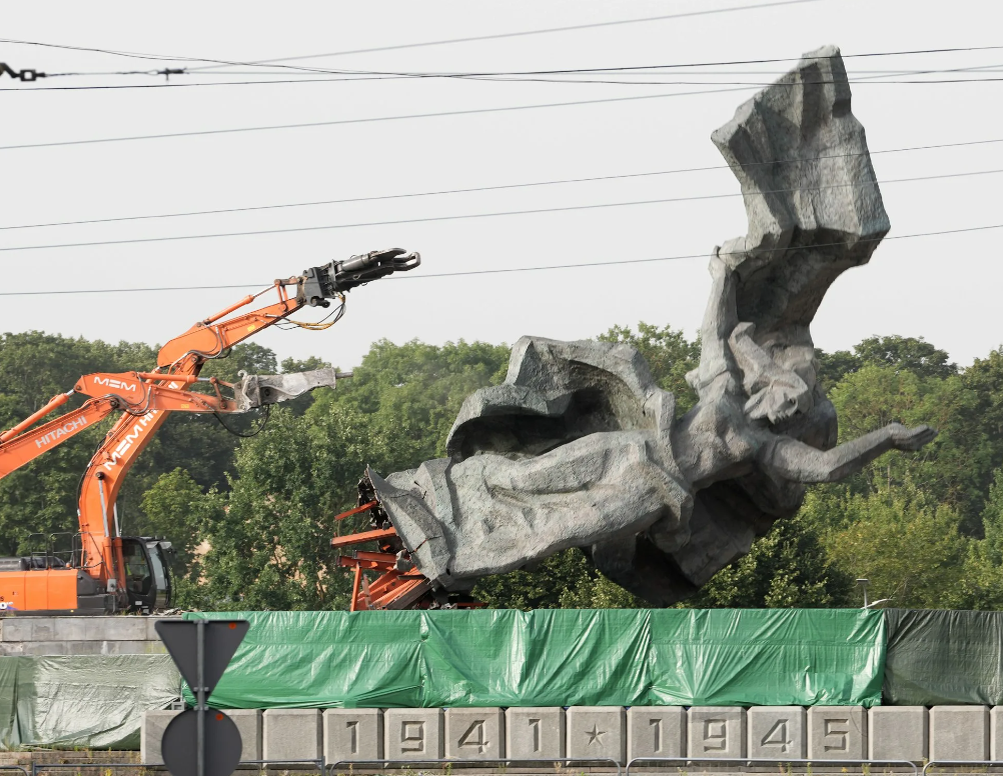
[5,324,1003,613]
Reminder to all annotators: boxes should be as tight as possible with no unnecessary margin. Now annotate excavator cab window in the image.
[121,538,154,611]
[146,541,173,610]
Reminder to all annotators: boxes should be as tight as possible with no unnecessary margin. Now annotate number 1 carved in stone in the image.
[346,720,358,754]
[529,719,541,753]
[649,718,663,752]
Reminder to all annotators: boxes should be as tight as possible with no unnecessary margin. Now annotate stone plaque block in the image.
[141,709,181,764]
[930,705,989,761]
[263,709,322,761]
[567,706,626,765]
[807,706,866,760]
[688,707,745,759]
[506,707,565,759]
[445,707,504,759]
[626,707,685,763]
[748,706,805,759]
[868,706,928,763]
[384,708,444,760]
[991,706,1003,760]
[324,708,383,764]
[229,709,262,762]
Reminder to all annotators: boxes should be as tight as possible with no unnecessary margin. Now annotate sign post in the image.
[155,619,249,776]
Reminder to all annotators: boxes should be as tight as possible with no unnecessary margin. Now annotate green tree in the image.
[827,364,990,533]
[813,487,970,609]
[853,335,956,378]
[598,323,700,414]
[683,512,854,608]
[191,339,511,610]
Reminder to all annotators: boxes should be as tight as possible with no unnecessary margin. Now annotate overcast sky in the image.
[2,0,1000,372]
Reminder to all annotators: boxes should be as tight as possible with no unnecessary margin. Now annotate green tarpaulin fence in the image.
[0,655,179,751]
[883,609,1003,706]
[15,606,1003,751]
[183,608,886,709]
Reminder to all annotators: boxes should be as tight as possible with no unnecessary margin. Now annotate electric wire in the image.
[0,1,825,76]
[11,54,1003,150]
[185,30,1003,73]
[0,86,780,151]
[10,69,1003,91]
[0,221,999,296]
[6,49,1003,90]
[2,167,1001,252]
[6,134,1001,232]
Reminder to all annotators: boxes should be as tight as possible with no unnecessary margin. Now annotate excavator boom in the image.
[0,248,419,614]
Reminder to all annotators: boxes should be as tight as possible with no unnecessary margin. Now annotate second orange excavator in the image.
[0,248,420,614]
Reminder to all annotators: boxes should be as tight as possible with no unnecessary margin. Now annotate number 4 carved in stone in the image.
[761,719,793,753]
[459,720,488,754]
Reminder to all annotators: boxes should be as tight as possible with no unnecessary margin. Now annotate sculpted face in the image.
[745,370,812,424]
[729,327,818,425]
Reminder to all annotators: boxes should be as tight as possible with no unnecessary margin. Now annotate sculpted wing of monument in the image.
[363,45,936,606]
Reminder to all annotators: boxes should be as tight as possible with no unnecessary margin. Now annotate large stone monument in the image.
[365,45,936,606]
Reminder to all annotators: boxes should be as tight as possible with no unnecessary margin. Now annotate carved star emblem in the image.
[586,725,605,745]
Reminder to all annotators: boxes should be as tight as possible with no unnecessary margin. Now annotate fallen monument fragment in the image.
[342,45,937,607]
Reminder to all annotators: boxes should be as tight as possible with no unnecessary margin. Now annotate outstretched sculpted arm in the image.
[759,423,937,483]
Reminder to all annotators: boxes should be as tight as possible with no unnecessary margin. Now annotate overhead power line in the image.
[3,167,1002,252]
[5,135,1003,232]
[1,221,1001,296]
[0,1,823,77]
[9,69,1003,92]
[5,44,1003,89]
[0,86,758,151]
[8,51,1003,149]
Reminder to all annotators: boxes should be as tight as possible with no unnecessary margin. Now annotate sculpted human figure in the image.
[363,45,937,605]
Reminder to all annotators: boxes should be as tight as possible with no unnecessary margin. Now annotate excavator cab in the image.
[120,537,173,613]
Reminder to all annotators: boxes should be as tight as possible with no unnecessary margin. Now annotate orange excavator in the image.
[0,249,419,614]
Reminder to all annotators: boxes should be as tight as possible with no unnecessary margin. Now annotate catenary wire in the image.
[0,222,999,296]
[16,57,1003,85]
[2,167,1002,251]
[10,70,1003,91]
[0,86,770,151]
[8,49,1003,88]
[0,1,825,76]
[11,55,1003,149]
[4,135,1003,232]
[186,30,1003,73]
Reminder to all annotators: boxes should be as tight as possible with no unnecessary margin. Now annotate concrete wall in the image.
[141,705,1003,766]
[0,615,178,655]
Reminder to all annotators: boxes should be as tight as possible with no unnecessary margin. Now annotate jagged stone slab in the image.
[368,45,934,606]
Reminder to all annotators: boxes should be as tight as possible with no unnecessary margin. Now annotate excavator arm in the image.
[0,368,349,481]
[0,248,419,613]
[0,395,117,478]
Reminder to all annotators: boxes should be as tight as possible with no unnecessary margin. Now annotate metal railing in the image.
[240,760,325,772]
[0,767,28,776]
[626,757,919,776]
[31,760,324,775]
[923,761,1003,775]
[327,757,622,775]
[31,765,158,776]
